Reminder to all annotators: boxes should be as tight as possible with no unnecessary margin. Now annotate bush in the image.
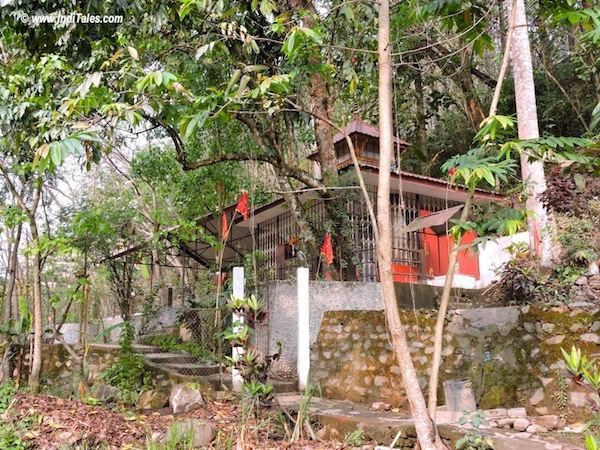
[102,322,152,405]
[495,243,544,303]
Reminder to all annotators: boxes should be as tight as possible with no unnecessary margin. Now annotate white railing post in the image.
[232,266,244,392]
[297,267,310,391]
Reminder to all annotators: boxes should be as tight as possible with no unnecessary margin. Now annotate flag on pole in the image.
[235,191,250,220]
[221,212,229,240]
[320,232,334,265]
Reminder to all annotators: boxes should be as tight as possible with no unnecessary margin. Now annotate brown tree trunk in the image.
[28,217,43,392]
[3,223,22,322]
[377,1,446,449]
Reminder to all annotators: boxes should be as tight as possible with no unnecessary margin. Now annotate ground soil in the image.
[4,393,346,449]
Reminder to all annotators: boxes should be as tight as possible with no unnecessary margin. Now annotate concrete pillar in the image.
[232,266,244,392]
[297,267,310,390]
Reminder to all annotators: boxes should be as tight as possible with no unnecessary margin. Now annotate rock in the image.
[484,408,508,419]
[570,323,583,332]
[575,276,588,286]
[497,418,516,428]
[535,407,549,415]
[541,323,555,333]
[316,425,342,441]
[529,388,545,406]
[512,432,531,439]
[93,383,118,403]
[540,377,554,387]
[545,335,565,345]
[507,407,527,418]
[169,383,205,414]
[580,333,600,344]
[531,415,559,431]
[589,275,600,287]
[513,418,530,431]
[371,402,391,411]
[526,424,549,433]
[166,419,216,447]
[569,391,587,408]
[138,389,169,410]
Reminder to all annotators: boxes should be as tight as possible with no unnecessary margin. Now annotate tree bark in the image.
[377,1,445,449]
[3,223,22,322]
[427,195,473,417]
[509,0,554,267]
[28,217,43,392]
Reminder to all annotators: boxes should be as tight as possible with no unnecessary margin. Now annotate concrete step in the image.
[144,352,198,364]
[271,378,298,393]
[163,363,221,376]
[132,344,163,354]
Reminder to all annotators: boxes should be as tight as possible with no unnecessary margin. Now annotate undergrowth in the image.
[102,322,152,405]
[143,334,217,363]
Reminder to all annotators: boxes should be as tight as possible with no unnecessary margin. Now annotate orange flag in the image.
[221,212,229,240]
[320,232,334,265]
[235,191,250,220]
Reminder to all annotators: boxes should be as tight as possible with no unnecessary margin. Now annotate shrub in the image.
[102,322,152,405]
[494,243,544,303]
[344,429,365,447]
[540,167,600,216]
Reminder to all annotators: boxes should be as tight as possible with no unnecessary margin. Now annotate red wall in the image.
[419,210,479,280]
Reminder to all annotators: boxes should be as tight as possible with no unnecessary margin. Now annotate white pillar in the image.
[297,267,310,391]
[232,266,244,392]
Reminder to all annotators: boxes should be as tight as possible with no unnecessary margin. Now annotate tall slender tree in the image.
[377,0,445,448]
[510,0,554,267]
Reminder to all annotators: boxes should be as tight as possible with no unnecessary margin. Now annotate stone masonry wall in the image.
[260,280,482,377]
[311,304,598,420]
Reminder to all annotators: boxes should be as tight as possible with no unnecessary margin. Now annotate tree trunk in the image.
[509,0,554,267]
[427,195,473,417]
[377,1,446,449]
[28,218,43,392]
[3,223,22,322]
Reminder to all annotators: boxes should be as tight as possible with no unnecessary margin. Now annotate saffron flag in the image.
[235,191,250,220]
[320,232,334,265]
[221,212,229,240]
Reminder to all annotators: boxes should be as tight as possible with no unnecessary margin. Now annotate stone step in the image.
[271,378,298,394]
[88,343,162,354]
[163,363,222,376]
[132,344,163,354]
[144,352,198,364]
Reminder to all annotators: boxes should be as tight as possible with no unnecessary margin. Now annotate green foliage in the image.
[344,429,366,447]
[102,322,152,405]
[146,422,195,449]
[223,295,280,412]
[143,335,216,363]
[494,243,544,304]
[456,411,494,450]
[0,381,16,414]
[0,424,27,450]
[556,212,600,268]
[561,346,600,450]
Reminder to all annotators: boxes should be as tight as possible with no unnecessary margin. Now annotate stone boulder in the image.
[93,383,118,403]
[138,389,169,410]
[513,418,530,432]
[166,419,216,447]
[170,383,205,414]
[316,425,342,442]
[531,415,559,431]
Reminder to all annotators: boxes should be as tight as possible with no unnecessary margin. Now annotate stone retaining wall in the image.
[260,280,483,377]
[311,304,598,420]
